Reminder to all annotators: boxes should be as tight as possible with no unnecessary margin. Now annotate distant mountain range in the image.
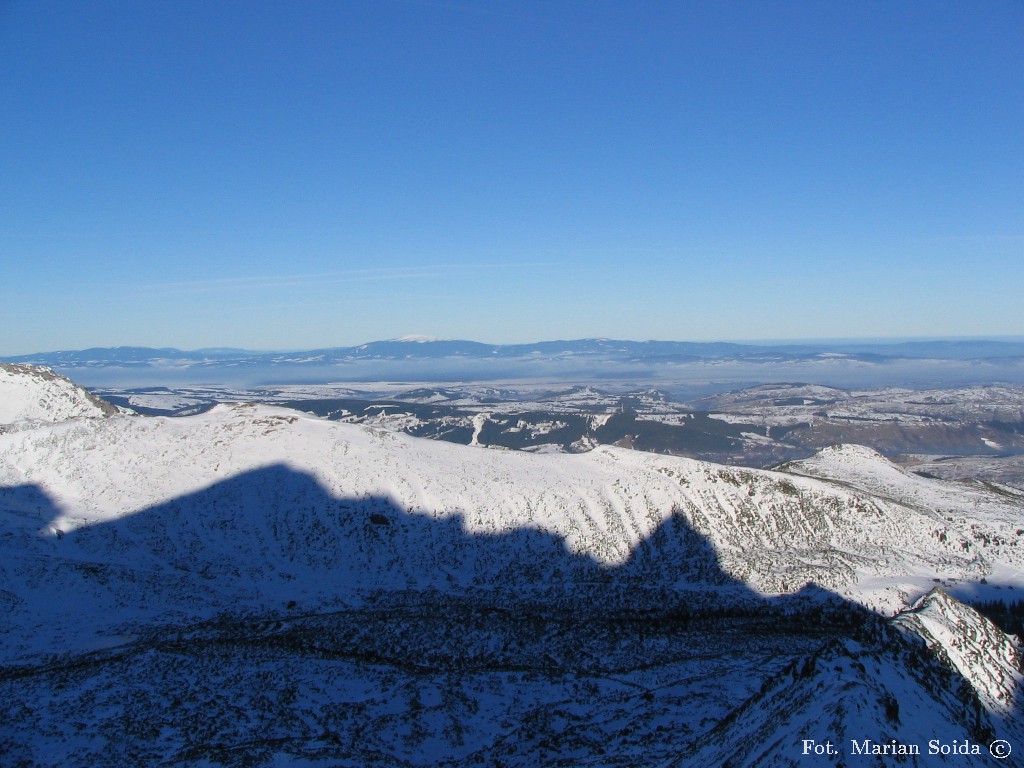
[6,338,1024,389]
[9,337,1024,365]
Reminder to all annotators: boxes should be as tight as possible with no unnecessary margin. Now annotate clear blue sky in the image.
[1,0,1022,354]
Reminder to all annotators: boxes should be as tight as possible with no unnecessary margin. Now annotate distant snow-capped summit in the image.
[392,334,450,343]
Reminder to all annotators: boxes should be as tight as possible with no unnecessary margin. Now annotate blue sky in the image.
[1,0,1022,354]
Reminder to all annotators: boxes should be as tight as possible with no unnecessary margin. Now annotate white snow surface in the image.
[2,366,1023,766]
[784,444,1024,525]
[1,400,1022,662]
[393,334,448,342]
[894,589,1023,715]
[0,363,115,427]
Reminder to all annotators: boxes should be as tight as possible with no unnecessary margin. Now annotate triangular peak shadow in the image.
[30,462,778,613]
[2,464,1020,763]
[1,463,876,633]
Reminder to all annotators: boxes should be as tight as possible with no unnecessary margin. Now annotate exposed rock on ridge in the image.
[0,362,117,429]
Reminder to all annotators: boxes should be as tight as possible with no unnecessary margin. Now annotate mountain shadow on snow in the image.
[1,466,1021,767]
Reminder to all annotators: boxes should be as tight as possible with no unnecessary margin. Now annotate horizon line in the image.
[5,334,1024,358]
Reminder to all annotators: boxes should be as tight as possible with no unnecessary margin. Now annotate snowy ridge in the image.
[688,623,1021,766]
[2,367,1023,767]
[894,589,1024,715]
[687,591,1024,766]
[783,444,969,504]
[1,401,1023,662]
[0,362,116,428]
[781,445,1024,574]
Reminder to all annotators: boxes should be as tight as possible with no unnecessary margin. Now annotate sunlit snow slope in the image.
[1,370,1022,660]
[0,362,116,427]
[1,365,1023,768]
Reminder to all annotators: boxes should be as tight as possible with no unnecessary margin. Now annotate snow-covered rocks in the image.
[1,401,1022,661]
[1,380,1022,767]
[0,362,117,429]
[895,589,1023,716]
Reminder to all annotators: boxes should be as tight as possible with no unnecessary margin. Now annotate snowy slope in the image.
[1,366,1023,767]
[783,444,1023,516]
[1,401,1023,661]
[689,595,1023,767]
[894,589,1023,717]
[0,362,116,428]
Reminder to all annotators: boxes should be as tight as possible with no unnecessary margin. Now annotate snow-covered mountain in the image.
[1,365,1021,766]
[0,362,117,428]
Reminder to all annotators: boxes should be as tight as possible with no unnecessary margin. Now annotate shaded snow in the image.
[1,370,1023,767]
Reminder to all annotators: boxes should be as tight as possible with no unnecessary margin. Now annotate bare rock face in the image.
[0,362,118,428]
